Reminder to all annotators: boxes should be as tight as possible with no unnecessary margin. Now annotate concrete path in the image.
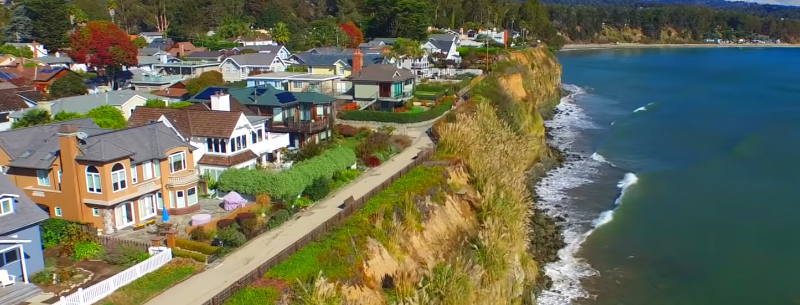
[144,134,435,305]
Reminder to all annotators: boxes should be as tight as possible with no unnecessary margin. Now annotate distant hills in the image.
[541,0,800,19]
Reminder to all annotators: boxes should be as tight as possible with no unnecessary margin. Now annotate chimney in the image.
[32,41,38,58]
[56,124,85,222]
[159,53,168,63]
[352,49,363,75]
[16,62,23,72]
[37,99,53,113]
[210,91,230,111]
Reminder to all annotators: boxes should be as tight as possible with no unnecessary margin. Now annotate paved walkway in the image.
[144,134,435,305]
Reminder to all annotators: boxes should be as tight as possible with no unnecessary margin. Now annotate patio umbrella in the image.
[162,206,170,222]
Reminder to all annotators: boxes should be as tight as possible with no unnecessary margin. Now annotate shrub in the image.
[356,126,373,138]
[335,124,358,137]
[105,244,150,266]
[218,225,247,248]
[217,219,236,229]
[365,156,382,167]
[390,134,413,151]
[340,101,454,123]
[217,146,357,199]
[268,209,291,229]
[287,141,327,162]
[31,268,54,285]
[172,248,208,263]
[236,213,260,236]
[303,177,332,201]
[294,197,314,208]
[72,241,103,261]
[356,130,391,159]
[255,194,272,209]
[189,227,213,241]
[40,219,94,249]
[176,238,219,255]
[332,169,360,183]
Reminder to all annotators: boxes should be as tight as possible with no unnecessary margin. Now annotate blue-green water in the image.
[536,48,800,305]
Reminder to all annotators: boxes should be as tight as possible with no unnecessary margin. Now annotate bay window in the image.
[111,163,127,192]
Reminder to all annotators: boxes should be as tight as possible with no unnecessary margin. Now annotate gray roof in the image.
[309,47,353,54]
[184,50,224,59]
[35,56,74,64]
[371,38,398,45]
[48,91,162,115]
[348,64,415,82]
[0,118,102,169]
[292,52,386,67]
[75,123,195,163]
[428,33,459,42]
[139,48,164,56]
[428,40,455,52]
[0,175,49,235]
[148,38,173,50]
[137,56,161,65]
[224,53,279,67]
[234,45,285,53]
[139,32,163,36]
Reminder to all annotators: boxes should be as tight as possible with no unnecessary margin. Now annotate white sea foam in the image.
[633,102,657,113]
[535,85,639,305]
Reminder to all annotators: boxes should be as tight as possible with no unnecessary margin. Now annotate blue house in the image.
[0,175,48,303]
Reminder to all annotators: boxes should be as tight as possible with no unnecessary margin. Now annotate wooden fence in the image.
[200,148,436,305]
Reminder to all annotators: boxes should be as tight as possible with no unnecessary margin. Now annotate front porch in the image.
[0,282,42,305]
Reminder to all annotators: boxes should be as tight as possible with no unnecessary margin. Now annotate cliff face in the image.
[306,48,563,305]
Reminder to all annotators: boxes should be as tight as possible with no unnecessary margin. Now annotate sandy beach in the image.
[560,42,800,50]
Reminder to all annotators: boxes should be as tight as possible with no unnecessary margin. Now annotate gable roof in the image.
[184,50,225,60]
[75,123,195,163]
[428,40,455,52]
[47,91,161,115]
[224,53,281,67]
[0,88,31,112]
[347,64,415,82]
[428,33,459,42]
[371,38,398,45]
[148,38,174,50]
[0,66,69,82]
[127,107,247,138]
[35,56,74,65]
[292,52,386,67]
[0,175,49,234]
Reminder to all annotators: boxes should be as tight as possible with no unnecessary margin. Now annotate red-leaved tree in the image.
[69,21,138,88]
[339,21,364,48]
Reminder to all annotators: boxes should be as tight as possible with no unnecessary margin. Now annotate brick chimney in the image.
[352,49,363,75]
[210,91,231,111]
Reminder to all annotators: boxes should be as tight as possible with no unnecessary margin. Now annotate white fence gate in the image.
[55,248,173,305]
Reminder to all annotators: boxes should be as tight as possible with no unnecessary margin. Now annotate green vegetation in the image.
[86,105,127,129]
[172,248,208,263]
[100,259,202,305]
[217,146,356,199]
[49,72,89,98]
[223,286,281,305]
[175,238,219,255]
[340,100,453,123]
[264,166,445,284]
[186,71,225,96]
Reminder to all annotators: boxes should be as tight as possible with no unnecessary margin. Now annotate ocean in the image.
[535,47,800,305]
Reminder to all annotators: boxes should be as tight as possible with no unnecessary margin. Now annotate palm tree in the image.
[272,22,290,45]
[107,1,117,24]
[12,108,52,129]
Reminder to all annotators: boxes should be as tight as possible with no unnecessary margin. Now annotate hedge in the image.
[172,248,208,263]
[217,146,357,199]
[175,238,219,255]
[339,101,453,123]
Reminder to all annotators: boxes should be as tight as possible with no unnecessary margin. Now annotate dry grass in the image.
[295,272,345,305]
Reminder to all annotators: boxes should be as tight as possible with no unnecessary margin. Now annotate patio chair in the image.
[156,223,175,236]
[0,269,16,287]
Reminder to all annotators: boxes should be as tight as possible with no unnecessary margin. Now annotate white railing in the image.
[55,248,173,305]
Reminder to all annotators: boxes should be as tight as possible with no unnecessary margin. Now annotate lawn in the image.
[99,258,203,305]
[403,106,426,114]
[223,287,281,305]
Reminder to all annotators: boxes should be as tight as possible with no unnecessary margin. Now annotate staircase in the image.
[0,283,43,305]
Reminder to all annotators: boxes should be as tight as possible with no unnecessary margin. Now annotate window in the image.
[273,107,283,122]
[111,163,127,192]
[0,248,19,268]
[224,66,231,73]
[143,161,153,180]
[139,195,156,220]
[169,152,186,173]
[338,66,345,75]
[308,67,314,74]
[54,207,62,217]
[0,198,13,216]
[86,166,102,193]
[187,187,198,206]
[92,208,99,217]
[292,81,302,90]
[114,202,135,228]
[206,138,228,153]
[154,160,161,178]
[230,135,247,152]
[130,166,138,184]
[176,190,186,208]
[37,169,50,186]
[156,192,164,209]
[0,165,5,175]
[257,128,264,142]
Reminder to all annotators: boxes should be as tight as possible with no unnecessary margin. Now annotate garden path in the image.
[143,133,435,305]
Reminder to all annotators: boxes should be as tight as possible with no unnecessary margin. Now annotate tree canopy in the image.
[69,21,138,69]
[85,105,126,129]
[12,108,51,129]
[49,73,88,99]
[0,44,33,58]
[185,71,225,96]
[3,5,33,43]
[25,0,71,51]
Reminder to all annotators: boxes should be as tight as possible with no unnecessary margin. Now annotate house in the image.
[184,50,228,62]
[220,53,287,83]
[0,118,201,233]
[233,45,291,60]
[153,81,191,102]
[228,36,275,47]
[127,93,290,179]
[0,87,37,131]
[147,38,174,51]
[32,55,88,72]
[423,39,461,63]
[0,65,72,93]
[346,59,415,111]
[138,32,164,44]
[135,55,162,72]
[130,61,219,92]
[369,38,398,45]
[428,33,461,45]
[246,72,349,98]
[191,85,336,148]
[4,42,48,58]
[290,51,387,77]
[26,91,167,119]
[168,42,206,58]
[0,175,49,304]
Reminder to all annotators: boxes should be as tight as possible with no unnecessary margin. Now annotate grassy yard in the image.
[99,258,203,305]
[403,106,426,114]
[223,287,281,305]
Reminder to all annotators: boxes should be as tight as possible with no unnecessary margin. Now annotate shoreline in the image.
[560,42,800,51]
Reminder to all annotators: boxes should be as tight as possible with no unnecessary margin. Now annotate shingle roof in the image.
[137,56,161,65]
[292,53,386,67]
[183,98,257,115]
[35,56,74,65]
[0,175,49,235]
[347,64,415,82]
[428,40,455,52]
[0,118,101,169]
[184,50,224,59]
[428,34,459,42]
[127,107,246,138]
[224,53,280,67]
[138,48,164,56]
[224,85,335,107]
[0,88,30,112]
[75,123,195,163]
[45,91,161,115]
[234,45,284,53]
[0,66,68,82]
[197,150,258,167]
[371,38,398,45]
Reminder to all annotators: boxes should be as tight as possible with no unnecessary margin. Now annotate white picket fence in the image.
[55,248,173,305]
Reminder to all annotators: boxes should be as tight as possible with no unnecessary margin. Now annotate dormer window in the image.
[0,198,13,216]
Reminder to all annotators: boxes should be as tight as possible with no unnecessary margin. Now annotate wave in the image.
[535,85,638,305]
[633,102,657,113]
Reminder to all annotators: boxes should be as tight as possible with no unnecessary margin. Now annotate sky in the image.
[729,0,800,5]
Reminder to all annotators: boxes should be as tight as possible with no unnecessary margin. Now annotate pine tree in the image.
[3,5,33,43]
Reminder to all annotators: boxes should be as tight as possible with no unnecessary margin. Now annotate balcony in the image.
[167,169,200,187]
[378,91,414,102]
[132,74,187,84]
[271,116,331,134]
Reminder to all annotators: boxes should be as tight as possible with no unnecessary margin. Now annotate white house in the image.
[127,92,291,180]
[233,45,291,60]
[220,53,287,82]
[231,37,275,47]
[422,39,461,63]
[138,32,164,44]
